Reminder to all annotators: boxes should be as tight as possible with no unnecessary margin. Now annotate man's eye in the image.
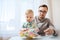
[40,10,42,12]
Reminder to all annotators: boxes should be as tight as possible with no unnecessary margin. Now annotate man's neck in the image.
[39,17,44,20]
[38,16,45,22]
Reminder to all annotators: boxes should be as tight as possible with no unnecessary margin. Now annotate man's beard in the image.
[40,16,45,19]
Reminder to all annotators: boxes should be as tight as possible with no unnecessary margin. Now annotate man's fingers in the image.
[44,28,50,32]
[45,32,50,35]
[44,28,54,35]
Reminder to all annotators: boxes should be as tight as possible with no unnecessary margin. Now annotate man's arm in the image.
[44,19,58,36]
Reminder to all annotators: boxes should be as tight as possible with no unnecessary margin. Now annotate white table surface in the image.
[9,35,60,40]
[8,29,60,40]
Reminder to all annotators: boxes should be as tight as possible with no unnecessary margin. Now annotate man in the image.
[35,4,57,36]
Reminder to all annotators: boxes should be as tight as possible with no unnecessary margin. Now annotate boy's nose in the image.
[27,18,30,20]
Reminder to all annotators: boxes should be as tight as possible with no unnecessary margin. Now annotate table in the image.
[9,35,60,40]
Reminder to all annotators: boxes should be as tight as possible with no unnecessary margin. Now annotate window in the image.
[0,0,49,37]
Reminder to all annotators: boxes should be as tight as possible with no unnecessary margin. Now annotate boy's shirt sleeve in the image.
[22,23,27,28]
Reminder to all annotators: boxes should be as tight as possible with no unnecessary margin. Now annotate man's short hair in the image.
[39,4,48,10]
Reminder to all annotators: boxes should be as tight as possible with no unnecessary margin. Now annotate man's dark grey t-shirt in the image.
[34,16,57,36]
[35,16,54,28]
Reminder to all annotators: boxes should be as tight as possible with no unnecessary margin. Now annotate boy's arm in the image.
[23,23,27,28]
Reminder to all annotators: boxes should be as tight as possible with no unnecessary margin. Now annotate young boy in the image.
[20,9,38,38]
[23,9,36,28]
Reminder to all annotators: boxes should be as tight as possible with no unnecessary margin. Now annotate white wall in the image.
[52,0,60,29]
[0,0,52,39]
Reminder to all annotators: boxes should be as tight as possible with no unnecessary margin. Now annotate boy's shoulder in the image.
[22,22,28,28]
[23,21,29,25]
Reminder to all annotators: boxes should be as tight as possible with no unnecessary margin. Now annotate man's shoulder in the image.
[35,16,38,18]
[34,16,38,20]
[45,18,50,21]
[34,16,50,21]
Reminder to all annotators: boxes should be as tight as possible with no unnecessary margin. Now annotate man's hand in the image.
[44,28,54,35]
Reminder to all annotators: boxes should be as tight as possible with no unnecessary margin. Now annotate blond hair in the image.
[25,9,34,15]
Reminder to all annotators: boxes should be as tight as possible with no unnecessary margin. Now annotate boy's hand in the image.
[21,28,29,31]
[28,32,37,38]
[19,30,24,37]
[35,28,39,32]
[19,28,29,37]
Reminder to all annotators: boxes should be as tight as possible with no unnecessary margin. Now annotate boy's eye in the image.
[27,16,28,18]
[30,17,32,18]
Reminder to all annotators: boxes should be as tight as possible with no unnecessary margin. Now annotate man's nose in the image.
[41,12,44,15]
